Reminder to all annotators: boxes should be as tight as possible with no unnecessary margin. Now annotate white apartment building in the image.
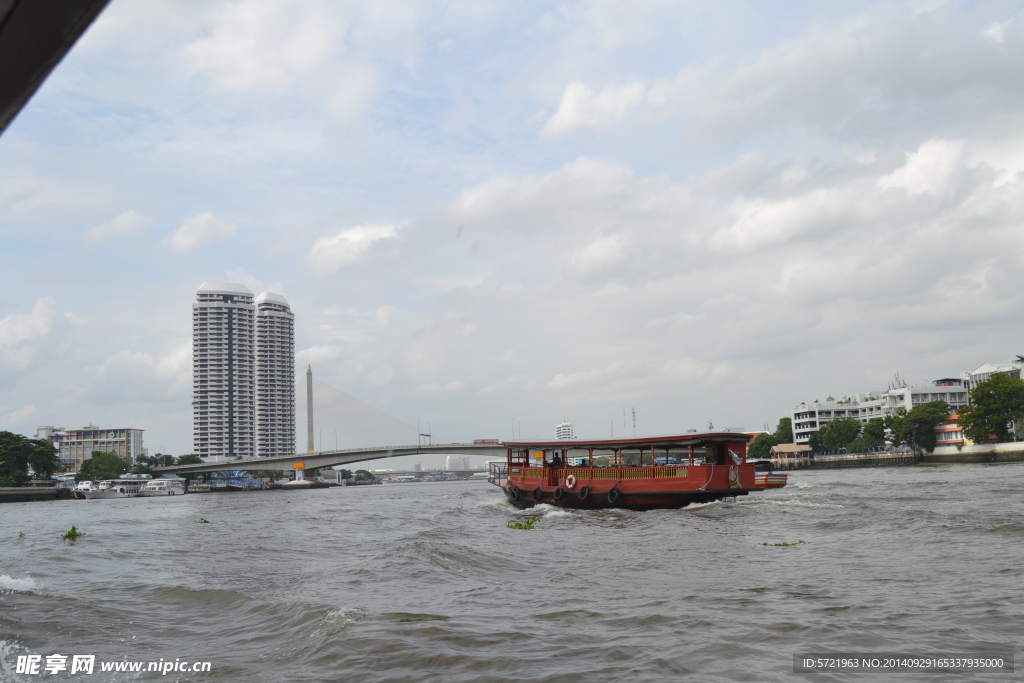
[791,380,970,445]
[37,425,145,471]
[961,358,1023,392]
[555,421,575,439]
[255,292,295,459]
[193,283,256,460]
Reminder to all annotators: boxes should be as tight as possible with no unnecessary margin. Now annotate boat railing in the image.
[488,462,507,486]
[508,466,695,481]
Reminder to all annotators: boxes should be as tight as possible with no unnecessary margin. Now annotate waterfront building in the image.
[445,455,471,471]
[934,413,967,448]
[255,292,295,459]
[791,380,969,445]
[193,283,256,460]
[36,425,145,471]
[555,421,575,440]
[960,359,1023,392]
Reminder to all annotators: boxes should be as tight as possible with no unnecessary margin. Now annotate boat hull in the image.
[503,485,750,510]
[83,490,135,499]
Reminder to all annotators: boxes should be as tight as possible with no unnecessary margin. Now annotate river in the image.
[1,463,1022,681]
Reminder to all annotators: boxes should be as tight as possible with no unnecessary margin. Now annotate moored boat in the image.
[753,472,788,488]
[139,476,185,496]
[490,433,761,511]
[83,474,151,499]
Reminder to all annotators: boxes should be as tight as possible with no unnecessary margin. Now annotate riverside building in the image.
[555,421,575,439]
[791,380,970,445]
[255,292,295,459]
[193,283,256,460]
[36,425,145,471]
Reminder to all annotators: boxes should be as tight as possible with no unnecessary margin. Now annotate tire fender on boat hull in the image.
[577,486,589,501]
[533,487,543,503]
[607,487,621,505]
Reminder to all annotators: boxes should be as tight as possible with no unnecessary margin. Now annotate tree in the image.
[76,451,130,482]
[0,431,60,486]
[807,430,824,452]
[774,417,793,444]
[821,417,862,452]
[957,373,1024,444]
[132,456,155,475]
[861,418,886,448]
[747,432,776,460]
[152,453,177,467]
[176,454,202,465]
[886,401,949,455]
[338,469,353,479]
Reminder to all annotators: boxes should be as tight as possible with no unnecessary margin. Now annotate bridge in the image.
[160,442,507,477]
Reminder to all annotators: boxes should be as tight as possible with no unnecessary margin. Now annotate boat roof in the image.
[504,432,753,449]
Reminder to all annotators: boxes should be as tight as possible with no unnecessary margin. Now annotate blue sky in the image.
[2,0,1024,457]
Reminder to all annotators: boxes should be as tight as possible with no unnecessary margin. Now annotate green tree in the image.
[886,401,949,455]
[0,431,60,486]
[821,417,862,451]
[747,432,777,460]
[354,469,375,481]
[76,451,130,482]
[176,454,203,465]
[773,417,793,444]
[861,418,886,448]
[807,430,824,452]
[132,455,155,475]
[957,373,1024,444]
[338,469,353,479]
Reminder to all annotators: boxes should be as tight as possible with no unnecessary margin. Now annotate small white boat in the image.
[83,474,151,499]
[139,478,185,496]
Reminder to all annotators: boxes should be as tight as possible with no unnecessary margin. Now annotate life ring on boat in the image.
[577,486,590,501]
[607,487,621,504]
[564,475,576,489]
[553,487,565,500]
[533,487,543,503]
[508,486,521,501]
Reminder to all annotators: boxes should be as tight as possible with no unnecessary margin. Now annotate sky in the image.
[2,0,1024,459]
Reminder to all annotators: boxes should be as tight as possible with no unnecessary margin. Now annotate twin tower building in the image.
[192,282,295,460]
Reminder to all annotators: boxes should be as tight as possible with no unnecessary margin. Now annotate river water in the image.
[1,463,1022,682]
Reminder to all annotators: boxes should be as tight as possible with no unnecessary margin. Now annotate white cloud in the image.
[83,209,149,245]
[308,223,398,274]
[3,405,38,426]
[542,81,646,136]
[984,21,1006,43]
[164,212,238,252]
[225,267,285,296]
[0,297,58,371]
[878,139,967,196]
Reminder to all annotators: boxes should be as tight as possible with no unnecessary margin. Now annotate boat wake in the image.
[0,574,37,593]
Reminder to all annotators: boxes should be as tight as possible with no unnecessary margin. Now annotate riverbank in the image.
[774,442,1024,469]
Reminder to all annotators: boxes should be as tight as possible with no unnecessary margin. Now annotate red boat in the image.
[489,433,760,510]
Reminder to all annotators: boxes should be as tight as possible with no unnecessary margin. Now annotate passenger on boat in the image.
[551,453,563,467]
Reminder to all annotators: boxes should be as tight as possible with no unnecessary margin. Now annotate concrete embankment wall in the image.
[774,454,916,470]
[923,443,1024,464]
[774,443,1024,470]
[0,487,71,504]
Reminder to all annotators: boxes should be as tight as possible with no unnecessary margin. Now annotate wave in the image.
[0,574,37,592]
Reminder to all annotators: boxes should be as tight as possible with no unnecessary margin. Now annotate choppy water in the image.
[2,464,1023,682]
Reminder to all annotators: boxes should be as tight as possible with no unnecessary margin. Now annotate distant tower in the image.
[193,283,256,460]
[555,421,575,439]
[306,364,314,454]
[255,292,295,458]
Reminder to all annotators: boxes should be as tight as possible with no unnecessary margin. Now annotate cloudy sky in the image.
[2,0,1024,457]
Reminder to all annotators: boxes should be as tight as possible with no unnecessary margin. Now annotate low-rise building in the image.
[934,413,967,448]
[36,425,146,471]
[791,380,969,445]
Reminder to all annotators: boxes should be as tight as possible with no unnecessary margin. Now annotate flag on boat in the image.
[728,449,742,465]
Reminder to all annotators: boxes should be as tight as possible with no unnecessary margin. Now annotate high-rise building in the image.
[255,292,295,458]
[445,454,471,471]
[193,283,256,460]
[555,421,575,439]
